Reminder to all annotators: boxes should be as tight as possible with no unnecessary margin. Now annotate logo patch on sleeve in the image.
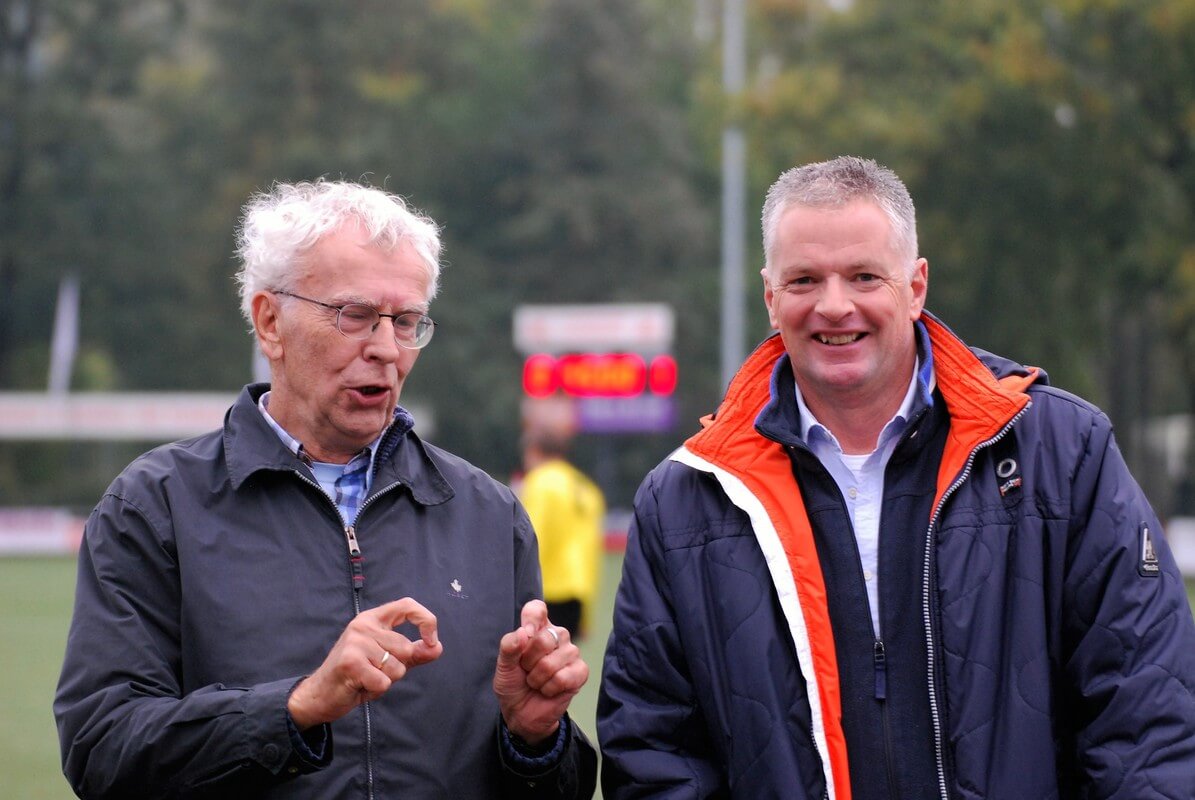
[1138,523,1160,577]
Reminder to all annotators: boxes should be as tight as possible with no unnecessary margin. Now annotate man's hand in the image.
[288,597,443,730]
[493,599,588,745]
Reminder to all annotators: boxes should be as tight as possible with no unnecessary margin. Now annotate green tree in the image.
[1,0,189,390]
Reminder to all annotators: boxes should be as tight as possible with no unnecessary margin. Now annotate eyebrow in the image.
[777,259,887,276]
[333,295,430,315]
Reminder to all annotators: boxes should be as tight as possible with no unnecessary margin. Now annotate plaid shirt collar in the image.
[256,392,415,520]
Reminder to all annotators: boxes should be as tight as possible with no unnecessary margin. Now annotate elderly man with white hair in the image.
[55,179,597,800]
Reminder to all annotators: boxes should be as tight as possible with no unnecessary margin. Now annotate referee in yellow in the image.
[519,429,606,641]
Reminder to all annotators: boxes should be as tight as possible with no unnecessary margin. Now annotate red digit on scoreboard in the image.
[522,353,557,398]
[523,353,676,398]
[649,355,678,395]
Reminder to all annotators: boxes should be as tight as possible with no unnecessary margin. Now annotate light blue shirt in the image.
[257,391,380,525]
[795,358,934,634]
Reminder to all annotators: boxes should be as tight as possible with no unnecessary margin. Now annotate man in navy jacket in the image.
[598,156,1195,799]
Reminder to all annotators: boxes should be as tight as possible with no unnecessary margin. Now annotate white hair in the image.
[234,179,442,325]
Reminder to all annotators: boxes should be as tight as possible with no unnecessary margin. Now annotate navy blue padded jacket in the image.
[599,313,1195,799]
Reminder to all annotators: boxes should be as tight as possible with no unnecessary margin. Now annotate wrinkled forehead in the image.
[296,225,434,302]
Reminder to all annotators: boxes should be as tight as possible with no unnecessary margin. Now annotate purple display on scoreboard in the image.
[575,396,676,433]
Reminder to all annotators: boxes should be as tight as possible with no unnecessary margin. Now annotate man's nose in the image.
[815,277,853,320]
[363,318,402,361]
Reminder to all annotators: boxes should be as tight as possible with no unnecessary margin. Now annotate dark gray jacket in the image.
[55,384,597,799]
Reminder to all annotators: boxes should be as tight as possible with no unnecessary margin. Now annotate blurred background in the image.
[3,0,1195,796]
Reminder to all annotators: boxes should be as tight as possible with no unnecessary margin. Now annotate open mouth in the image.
[815,333,864,346]
[356,386,388,397]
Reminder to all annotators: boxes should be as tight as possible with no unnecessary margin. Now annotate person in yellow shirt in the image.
[520,429,606,641]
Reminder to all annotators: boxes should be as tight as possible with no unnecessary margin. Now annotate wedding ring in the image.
[545,626,560,649]
[379,650,392,667]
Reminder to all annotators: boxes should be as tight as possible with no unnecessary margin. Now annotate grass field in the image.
[4,556,1194,799]
[1,557,77,799]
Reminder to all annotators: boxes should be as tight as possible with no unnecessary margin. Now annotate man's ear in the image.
[762,267,780,330]
[909,257,929,319]
[251,292,284,360]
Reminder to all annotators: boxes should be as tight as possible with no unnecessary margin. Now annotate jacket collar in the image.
[686,311,1038,471]
[754,320,937,448]
[224,384,453,507]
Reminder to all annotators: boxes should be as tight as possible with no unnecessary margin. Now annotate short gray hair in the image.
[234,179,442,325]
[761,156,918,271]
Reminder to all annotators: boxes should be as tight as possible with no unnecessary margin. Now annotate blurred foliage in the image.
[2,0,1193,514]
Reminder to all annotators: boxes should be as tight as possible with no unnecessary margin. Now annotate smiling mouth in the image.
[816,333,864,345]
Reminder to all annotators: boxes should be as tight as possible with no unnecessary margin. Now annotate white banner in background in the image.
[0,508,84,554]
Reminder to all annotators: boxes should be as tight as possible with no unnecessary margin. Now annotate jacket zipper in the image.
[852,501,899,800]
[349,480,408,800]
[291,469,405,800]
[920,405,1029,800]
[853,479,896,800]
[865,513,895,800]
[873,639,899,800]
[341,522,374,798]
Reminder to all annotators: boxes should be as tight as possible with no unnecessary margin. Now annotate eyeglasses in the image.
[274,291,436,349]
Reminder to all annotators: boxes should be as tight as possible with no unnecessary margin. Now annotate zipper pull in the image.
[345,525,365,590]
[873,639,888,700]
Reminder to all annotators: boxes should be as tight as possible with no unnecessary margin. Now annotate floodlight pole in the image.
[720,0,747,391]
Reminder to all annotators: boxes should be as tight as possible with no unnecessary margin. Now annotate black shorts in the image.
[546,599,584,641]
